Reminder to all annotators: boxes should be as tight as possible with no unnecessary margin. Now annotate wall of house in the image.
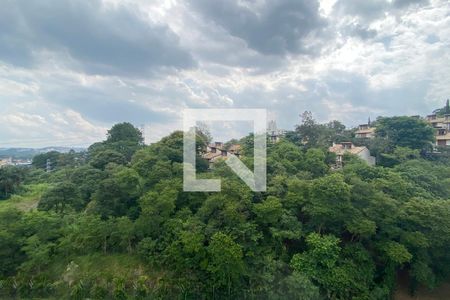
[355,132,375,139]
[357,149,376,166]
[436,139,450,146]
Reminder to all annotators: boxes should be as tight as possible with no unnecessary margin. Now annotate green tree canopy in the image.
[106,122,143,145]
[376,116,435,151]
[38,182,82,214]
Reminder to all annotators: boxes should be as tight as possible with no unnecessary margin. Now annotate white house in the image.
[329,142,376,167]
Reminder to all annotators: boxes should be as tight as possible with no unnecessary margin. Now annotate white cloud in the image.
[0,0,449,146]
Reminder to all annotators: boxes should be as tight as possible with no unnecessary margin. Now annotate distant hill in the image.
[0,147,86,159]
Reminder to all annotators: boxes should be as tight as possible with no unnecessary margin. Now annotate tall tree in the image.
[207,232,244,296]
[0,166,25,199]
[106,122,143,145]
[293,111,349,148]
[376,116,435,151]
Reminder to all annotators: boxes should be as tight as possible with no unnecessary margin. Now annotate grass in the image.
[44,253,162,298]
[0,183,49,212]
[44,253,147,279]
[71,253,147,277]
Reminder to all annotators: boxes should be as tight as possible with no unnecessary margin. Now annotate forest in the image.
[0,113,450,299]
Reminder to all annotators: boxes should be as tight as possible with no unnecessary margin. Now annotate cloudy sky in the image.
[1,0,449,147]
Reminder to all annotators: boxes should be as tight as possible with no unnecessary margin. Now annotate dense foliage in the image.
[1,117,449,299]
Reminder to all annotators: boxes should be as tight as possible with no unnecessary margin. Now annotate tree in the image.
[0,166,26,199]
[196,122,212,153]
[295,111,321,147]
[302,148,329,178]
[0,209,24,276]
[291,233,376,299]
[106,122,143,145]
[114,217,135,253]
[253,196,283,225]
[432,99,450,116]
[69,166,106,205]
[90,149,126,170]
[90,176,136,218]
[303,173,352,233]
[60,215,113,254]
[88,123,144,163]
[137,186,177,236]
[378,146,421,167]
[376,116,435,151]
[4,116,450,299]
[20,235,54,273]
[272,272,321,300]
[399,198,450,289]
[32,151,61,169]
[38,182,82,214]
[206,232,244,296]
[293,112,349,148]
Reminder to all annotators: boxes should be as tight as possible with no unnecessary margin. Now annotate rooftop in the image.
[329,143,367,156]
[355,127,376,134]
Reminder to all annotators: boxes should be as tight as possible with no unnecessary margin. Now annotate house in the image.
[329,142,376,168]
[0,157,32,168]
[204,142,227,163]
[355,124,376,139]
[206,142,224,150]
[426,113,450,146]
[426,114,450,129]
[267,120,285,143]
[228,144,241,155]
[0,157,12,168]
[203,142,241,165]
[436,130,450,146]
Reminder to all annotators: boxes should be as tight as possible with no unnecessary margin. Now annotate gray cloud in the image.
[344,24,378,40]
[392,0,430,9]
[0,0,449,147]
[0,0,195,76]
[41,86,173,125]
[187,0,326,56]
[333,0,431,21]
[333,0,389,20]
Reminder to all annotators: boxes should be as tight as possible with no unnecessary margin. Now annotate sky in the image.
[0,0,449,147]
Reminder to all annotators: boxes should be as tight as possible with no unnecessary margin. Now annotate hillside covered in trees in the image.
[1,116,450,299]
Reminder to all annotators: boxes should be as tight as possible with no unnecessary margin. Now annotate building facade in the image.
[426,114,450,146]
[267,120,285,143]
[329,142,376,168]
[355,124,376,139]
[203,142,241,165]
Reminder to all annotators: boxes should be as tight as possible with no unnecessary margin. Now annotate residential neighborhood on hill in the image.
[1,1,450,299]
